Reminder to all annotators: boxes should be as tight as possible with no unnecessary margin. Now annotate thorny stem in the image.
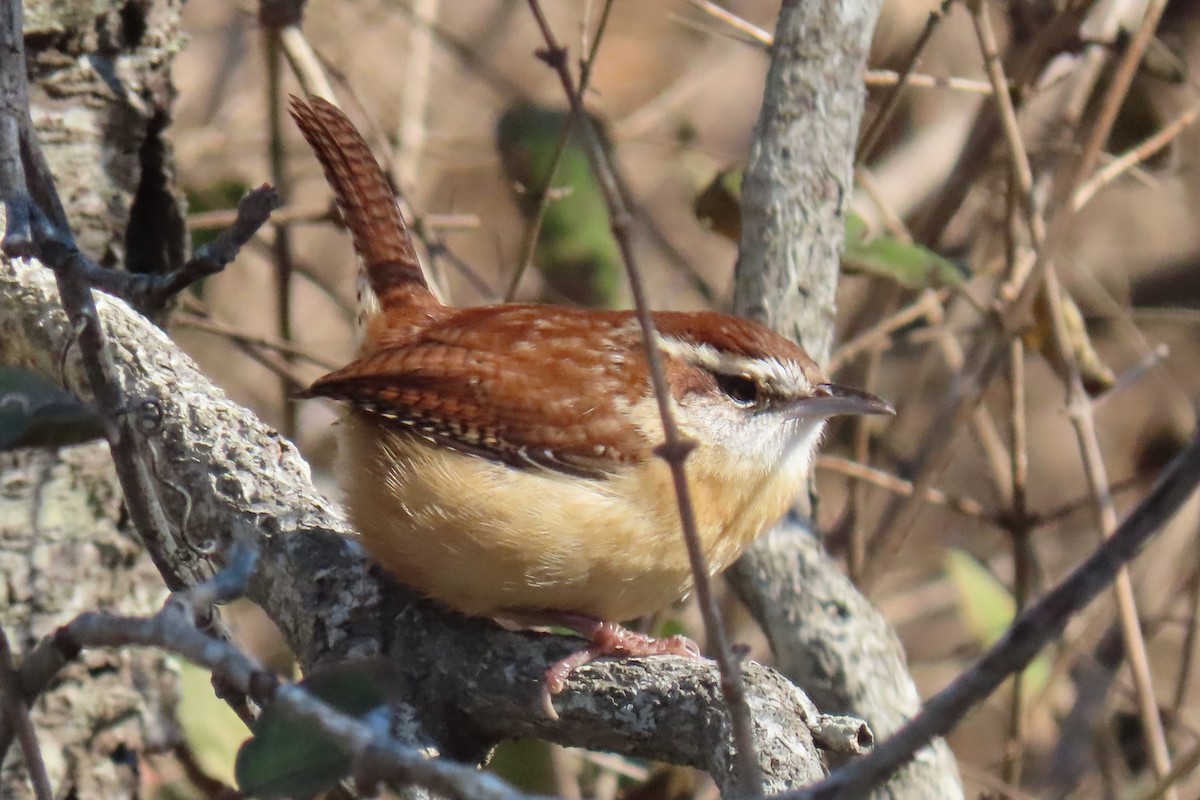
[523,2,764,795]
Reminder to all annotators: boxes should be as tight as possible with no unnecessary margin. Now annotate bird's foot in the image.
[539,615,701,719]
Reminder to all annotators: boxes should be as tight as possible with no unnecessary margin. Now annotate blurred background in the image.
[160,1,1200,798]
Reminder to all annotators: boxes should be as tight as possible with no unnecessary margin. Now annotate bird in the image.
[289,95,894,717]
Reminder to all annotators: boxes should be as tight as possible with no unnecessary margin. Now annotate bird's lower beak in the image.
[789,383,896,418]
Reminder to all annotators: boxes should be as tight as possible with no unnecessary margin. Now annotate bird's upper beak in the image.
[787,383,895,418]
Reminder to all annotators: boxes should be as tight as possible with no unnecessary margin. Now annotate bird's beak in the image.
[787,383,895,418]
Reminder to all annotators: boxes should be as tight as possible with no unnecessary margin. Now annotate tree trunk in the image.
[1,1,185,796]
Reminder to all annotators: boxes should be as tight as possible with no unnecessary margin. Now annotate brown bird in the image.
[291,96,893,717]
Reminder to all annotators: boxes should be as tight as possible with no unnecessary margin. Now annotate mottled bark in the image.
[1,1,185,797]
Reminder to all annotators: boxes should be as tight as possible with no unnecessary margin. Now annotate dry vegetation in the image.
[38,0,1200,797]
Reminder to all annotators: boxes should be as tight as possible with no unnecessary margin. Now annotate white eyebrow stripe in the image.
[656,335,812,395]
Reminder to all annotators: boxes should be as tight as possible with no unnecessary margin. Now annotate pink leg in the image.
[538,614,702,719]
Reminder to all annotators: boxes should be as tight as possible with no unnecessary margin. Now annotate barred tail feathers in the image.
[288,96,433,328]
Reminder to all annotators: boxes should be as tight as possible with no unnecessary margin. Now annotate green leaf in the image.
[175,661,251,788]
[654,618,689,640]
[496,104,622,309]
[842,213,967,289]
[235,659,401,800]
[0,367,105,451]
[945,550,1050,692]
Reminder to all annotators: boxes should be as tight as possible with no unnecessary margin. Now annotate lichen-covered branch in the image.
[0,255,839,793]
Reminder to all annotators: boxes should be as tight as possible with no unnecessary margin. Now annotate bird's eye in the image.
[715,373,761,407]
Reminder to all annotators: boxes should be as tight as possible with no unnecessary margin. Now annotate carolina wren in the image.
[290,97,893,714]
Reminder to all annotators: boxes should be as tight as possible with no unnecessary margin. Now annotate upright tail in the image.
[289,96,435,331]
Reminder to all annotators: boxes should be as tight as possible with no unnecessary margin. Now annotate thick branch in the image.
[0,256,834,793]
[734,0,879,364]
[728,3,963,798]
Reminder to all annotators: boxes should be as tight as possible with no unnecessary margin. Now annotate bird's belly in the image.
[336,412,801,622]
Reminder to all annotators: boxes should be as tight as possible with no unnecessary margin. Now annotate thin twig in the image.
[817,455,987,519]
[15,185,277,310]
[864,69,994,95]
[1073,103,1200,210]
[189,203,476,235]
[174,311,340,370]
[1045,268,1178,796]
[968,0,1040,243]
[1173,556,1200,714]
[522,3,763,794]
[687,0,771,45]
[690,0,990,96]
[396,0,440,186]
[264,15,298,441]
[504,0,615,302]
[16,543,546,800]
[788,427,1200,800]
[278,24,339,102]
[858,0,956,164]
[0,626,53,800]
[1001,338,1032,792]
[1073,0,1171,190]
[1029,475,1142,529]
[828,289,948,372]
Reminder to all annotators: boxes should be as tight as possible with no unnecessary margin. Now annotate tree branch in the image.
[727,3,963,798]
[0,255,837,794]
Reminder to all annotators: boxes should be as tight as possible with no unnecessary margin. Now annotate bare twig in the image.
[175,185,281,295]
[789,427,1200,800]
[817,455,987,520]
[174,310,340,371]
[522,3,763,794]
[262,9,298,440]
[1073,103,1200,210]
[396,0,440,186]
[829,290,948,371]
[0,626,53,800]
[504,0,615,302]
[1073,0,1171,190]
[278,24,338,103]
[1044,268,1178,796]
[858,0,956,164]
[16,542,546,800]
[12,183,278,311]
[1002,343,1032,792]
[687,0,770,43]
[1174,558,1200,714]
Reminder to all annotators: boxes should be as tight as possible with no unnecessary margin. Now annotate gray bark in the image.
[1,0,186,797]
[0,446,180,798]
[730,2,963,798]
